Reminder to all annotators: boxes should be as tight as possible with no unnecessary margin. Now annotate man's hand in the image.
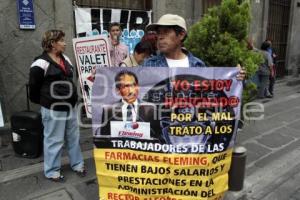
[236,64,246,81]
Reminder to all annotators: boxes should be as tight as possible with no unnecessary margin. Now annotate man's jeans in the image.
[41,106,84,178]
[257,74,270,98]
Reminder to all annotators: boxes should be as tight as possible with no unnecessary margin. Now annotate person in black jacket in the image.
[29,30,85,182]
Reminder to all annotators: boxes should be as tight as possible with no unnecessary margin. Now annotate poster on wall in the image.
[73,35,111,118]
[92,67,243,199]
[17,0,35,29]
[74,7,152,54]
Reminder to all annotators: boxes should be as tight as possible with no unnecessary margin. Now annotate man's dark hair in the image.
[261,41,271,51]
[109,22,122,32]
[168,26,187,43]
[115,70,139,89]
[134,41,153,55]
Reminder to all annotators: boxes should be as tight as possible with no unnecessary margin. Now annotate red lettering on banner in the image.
[107,192,140,200]
[171,79,233,92]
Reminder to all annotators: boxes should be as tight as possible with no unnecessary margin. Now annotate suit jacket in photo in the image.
[100,101,166,143]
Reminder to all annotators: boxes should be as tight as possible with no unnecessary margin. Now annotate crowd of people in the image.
[248,38,277,99]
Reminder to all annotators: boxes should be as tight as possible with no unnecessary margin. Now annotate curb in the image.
[0,125,10,147]
[286,78,300,86]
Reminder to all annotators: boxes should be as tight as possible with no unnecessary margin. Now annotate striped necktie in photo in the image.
[127,104,133,121]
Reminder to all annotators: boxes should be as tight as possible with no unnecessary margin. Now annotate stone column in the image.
[54,0,75,61]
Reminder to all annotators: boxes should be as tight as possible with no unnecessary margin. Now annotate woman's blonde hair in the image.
[41,30,65,52]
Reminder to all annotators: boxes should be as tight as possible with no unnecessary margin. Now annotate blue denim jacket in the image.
[142,50,206,67]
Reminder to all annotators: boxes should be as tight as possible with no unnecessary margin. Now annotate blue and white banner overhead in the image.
[17,0,36,29]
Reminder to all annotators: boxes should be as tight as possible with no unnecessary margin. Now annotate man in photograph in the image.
[100,70,166,143]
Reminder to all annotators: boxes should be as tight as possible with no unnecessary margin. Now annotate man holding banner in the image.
[143,13,246,80]
[93,13,246,200]
[143,14,205,68]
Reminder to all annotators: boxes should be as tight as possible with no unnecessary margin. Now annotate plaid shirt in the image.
[142,50,206,67]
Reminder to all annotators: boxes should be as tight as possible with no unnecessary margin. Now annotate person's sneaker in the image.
[265,94,273,98]
[46,175,65,183]
[74,168,87,177]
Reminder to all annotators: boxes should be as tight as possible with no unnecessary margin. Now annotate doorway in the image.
[266,0,291,77]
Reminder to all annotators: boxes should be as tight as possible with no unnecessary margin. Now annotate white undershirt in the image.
[166,56,189,68]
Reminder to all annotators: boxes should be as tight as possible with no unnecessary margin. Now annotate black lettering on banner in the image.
[117,176,187,186]
[120,10,129,29]
[129,11,150,31]
[201,189,215,198]
[105,163,138,173]
[190,179,203,186]
[140,165,171,175]
[102,9,112,31]
[91,9,101,33]
[205,178,214,187]
[89,9,149,32]
[220,164,225,172]
[212,153,227,164]
[173,167,220,176]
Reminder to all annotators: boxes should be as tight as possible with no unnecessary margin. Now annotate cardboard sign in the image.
[73,35,111,118]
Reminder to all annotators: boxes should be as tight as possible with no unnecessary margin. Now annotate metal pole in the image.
[228,146,247,191]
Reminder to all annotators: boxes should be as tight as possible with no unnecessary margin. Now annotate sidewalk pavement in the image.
[225,78,300,200]
[0,127,97,200]
[0,77,300,200]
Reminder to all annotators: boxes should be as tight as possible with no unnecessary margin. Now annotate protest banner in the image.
[73,35,111,118]
[92,67,243,200]
[74,7,152,54]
